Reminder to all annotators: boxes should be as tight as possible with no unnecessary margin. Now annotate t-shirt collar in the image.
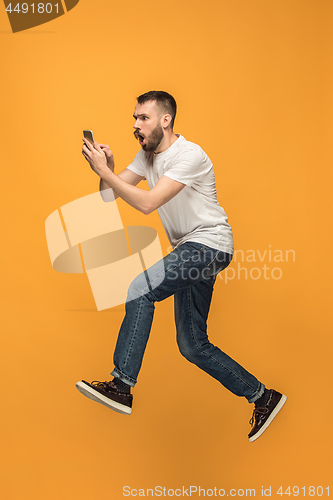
[153,134,184,158]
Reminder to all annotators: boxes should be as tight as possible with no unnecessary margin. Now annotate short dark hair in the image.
[137,90,177,129]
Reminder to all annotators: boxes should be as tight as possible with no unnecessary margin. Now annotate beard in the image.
[135,124,164,152]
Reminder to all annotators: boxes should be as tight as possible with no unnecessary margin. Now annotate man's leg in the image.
[76,241,286,439]
[76,242,228,411]
[111,242,230,386]
[174,276,264,402]
[174,276,286,441]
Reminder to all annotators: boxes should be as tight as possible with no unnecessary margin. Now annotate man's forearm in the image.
[83,140,152,211]
[100,169,151,214]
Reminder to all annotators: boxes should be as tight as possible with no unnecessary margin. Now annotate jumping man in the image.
[76,90,287,442]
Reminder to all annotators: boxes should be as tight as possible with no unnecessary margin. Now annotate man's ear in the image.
[162,114,172,129]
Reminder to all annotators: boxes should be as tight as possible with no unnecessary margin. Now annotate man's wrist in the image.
[100,168,115,183]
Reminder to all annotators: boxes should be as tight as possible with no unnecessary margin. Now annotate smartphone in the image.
[83,130,95,145]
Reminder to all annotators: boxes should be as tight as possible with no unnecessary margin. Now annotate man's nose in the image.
[133,120,140,129]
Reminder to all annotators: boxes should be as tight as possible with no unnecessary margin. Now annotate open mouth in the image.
[135,132,145,146]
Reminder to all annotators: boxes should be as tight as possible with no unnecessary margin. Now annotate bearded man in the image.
[77,90,286,442]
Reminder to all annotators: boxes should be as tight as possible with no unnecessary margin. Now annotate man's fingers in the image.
[100,149,112,158]
[83,140,112,158]
[82,139,104,157]
[82,138,93,150]
[82,143,91,156]
[93,141,104,154]
[99,144,113,156]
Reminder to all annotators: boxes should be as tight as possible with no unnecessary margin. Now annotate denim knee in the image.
[176,333,200,364]
[126,272,150,303]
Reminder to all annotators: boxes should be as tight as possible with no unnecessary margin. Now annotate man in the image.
[76,90,286,442]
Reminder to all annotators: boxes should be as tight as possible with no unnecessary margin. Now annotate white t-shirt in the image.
[127,135,234,254]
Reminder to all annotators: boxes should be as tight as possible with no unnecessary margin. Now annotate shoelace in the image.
[91,380,115,389]
[249,407,269,426]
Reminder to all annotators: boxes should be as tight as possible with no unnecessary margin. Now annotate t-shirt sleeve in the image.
[163,147,212,187]
[126,150,146,178]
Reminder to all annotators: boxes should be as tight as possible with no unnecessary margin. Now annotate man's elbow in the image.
[141,202,157,215]
[100,188,117,203]
[141,206,152,215]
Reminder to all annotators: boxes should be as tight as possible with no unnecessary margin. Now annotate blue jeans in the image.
[111,242,264,403]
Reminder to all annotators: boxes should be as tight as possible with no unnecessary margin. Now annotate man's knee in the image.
[176,333,199,363]
[127,272,150,302]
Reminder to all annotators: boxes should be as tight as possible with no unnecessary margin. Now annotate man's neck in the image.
[154,132,178,154]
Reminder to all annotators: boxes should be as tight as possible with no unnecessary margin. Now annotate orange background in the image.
[1,0,332,498]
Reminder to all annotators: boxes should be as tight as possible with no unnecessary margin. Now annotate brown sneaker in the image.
[248,389,287,442]
[76,380,133,415]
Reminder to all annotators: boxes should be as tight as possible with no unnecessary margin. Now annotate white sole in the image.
[249,394,287,442]
[75,381,132,415]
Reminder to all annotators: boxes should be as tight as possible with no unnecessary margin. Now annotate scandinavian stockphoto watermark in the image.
[164,244,296,283]
[123,485,257,497]
[219,245,296,283]
[123,485,330,497]
[46,190,295,310]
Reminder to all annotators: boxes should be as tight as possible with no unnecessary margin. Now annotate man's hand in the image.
[98,143,115,171]
[82,139,109,178]
[82,138,185,214]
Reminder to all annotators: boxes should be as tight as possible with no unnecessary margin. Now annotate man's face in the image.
[133,100,164,152]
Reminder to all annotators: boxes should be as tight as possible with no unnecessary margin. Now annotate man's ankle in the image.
[254,388,270,407]
[112,377,131,394]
